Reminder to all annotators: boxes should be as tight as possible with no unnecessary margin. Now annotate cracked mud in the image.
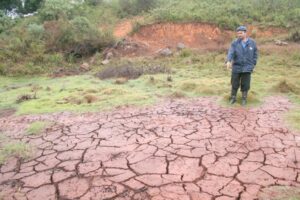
[0,96,300,200]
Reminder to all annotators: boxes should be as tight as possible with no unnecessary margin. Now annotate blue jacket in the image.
[227,38,258,73]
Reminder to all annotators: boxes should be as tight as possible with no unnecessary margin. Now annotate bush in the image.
[118,0,157,17]
[151,0,300,29]
[27,23,45,40]
[0,10,15,33]
[85,0,103,6]
[289,29,300,42]
[39,0,76,21]
[0,0,43,14]
[42,17,115,59]
[70,16,94,38]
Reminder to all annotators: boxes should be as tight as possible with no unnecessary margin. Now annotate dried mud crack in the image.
[0,96,299,200]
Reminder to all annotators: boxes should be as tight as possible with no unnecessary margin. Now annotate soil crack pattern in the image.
[0,96,300,200]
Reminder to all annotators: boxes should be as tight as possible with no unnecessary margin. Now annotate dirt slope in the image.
[112,21,287,56]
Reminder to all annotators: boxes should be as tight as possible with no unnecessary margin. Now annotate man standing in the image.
[226,25,258,106]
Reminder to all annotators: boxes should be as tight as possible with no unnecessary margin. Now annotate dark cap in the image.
[236,25,247,32]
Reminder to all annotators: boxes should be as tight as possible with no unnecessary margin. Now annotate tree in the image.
[23,0,43,13]
[0,0,43,14]
[0,10,14,33]
[0,0,22,12]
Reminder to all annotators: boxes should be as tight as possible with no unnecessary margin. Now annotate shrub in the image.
[85,0,103,6]
[289,29,300,42]
[0,142,32,164]
[117,0,157,17]
[26,121,51,135]
[39,0,76,21]
[151,0,300,29]
[0,10,15,33]
[44,17,114,58]
[27,23,45,41]
[0,0,43,14]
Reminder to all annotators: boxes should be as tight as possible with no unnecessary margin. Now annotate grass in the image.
[0,75,156,114]
[258,186,300,200]
[26,121,52,135]
[149,0,300,29]
[0,141,32,164]
[285,108,300,132]
[0,48,299,115]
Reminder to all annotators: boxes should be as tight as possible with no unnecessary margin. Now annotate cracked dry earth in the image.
[0,96,300,200]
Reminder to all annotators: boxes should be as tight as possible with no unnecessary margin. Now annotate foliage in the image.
[150,0,300,29]
[1,0,300,75]
[0,141,32,164]
[0,0,43,14]
[85,0,103,6]
[27,23,45,40]
[289,28,300,42]
[0,49,299,114]
[117,0,157,17]
[0,10,15,33]
[39,0,77,21]
[26,121,51,135]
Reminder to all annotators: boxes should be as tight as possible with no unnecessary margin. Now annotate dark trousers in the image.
[231,72,251,95]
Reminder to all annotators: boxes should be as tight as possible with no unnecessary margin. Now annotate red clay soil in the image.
[0,96,300,199]
[114,18,141,39]
[112,22,287,56]
[131,23,232,51]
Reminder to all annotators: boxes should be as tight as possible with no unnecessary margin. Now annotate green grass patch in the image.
[258,186,300,200]
[285,108,300,132]
[26,121,52,135]
[0,141,32,164]
[0,48,300,114]
[149,0,300,29]
[0,74,157,114]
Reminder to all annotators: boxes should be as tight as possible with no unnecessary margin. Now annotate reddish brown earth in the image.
[111,22,287,56]
[114,17,143,39]
[0,96,300,199]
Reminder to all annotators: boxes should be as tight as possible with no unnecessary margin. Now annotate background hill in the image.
[0,0,299,75]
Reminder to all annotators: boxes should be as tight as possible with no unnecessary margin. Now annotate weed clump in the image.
[288,29,300,42]
[84,94,98,103]
[0,142,32,164]
[27,121,52,135]
[169,91,186,98]
[273,80,300,94]
[16,94,37,104]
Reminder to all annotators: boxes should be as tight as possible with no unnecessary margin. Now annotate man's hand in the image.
[226,61,232,70]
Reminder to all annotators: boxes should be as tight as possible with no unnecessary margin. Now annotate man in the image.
[226,25,258,106]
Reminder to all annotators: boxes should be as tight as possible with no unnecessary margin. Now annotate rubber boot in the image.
[241,91,248,106]
[229,90,237,105]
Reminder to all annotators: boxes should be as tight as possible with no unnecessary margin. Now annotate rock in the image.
[177,43,185,50]
[115,77,128,85]
[105,52,114,60]
[275,40,288,46]
[158,48,173,56]
[101,59,110,65]
[89,56,96,64]
[80,63,90,71]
